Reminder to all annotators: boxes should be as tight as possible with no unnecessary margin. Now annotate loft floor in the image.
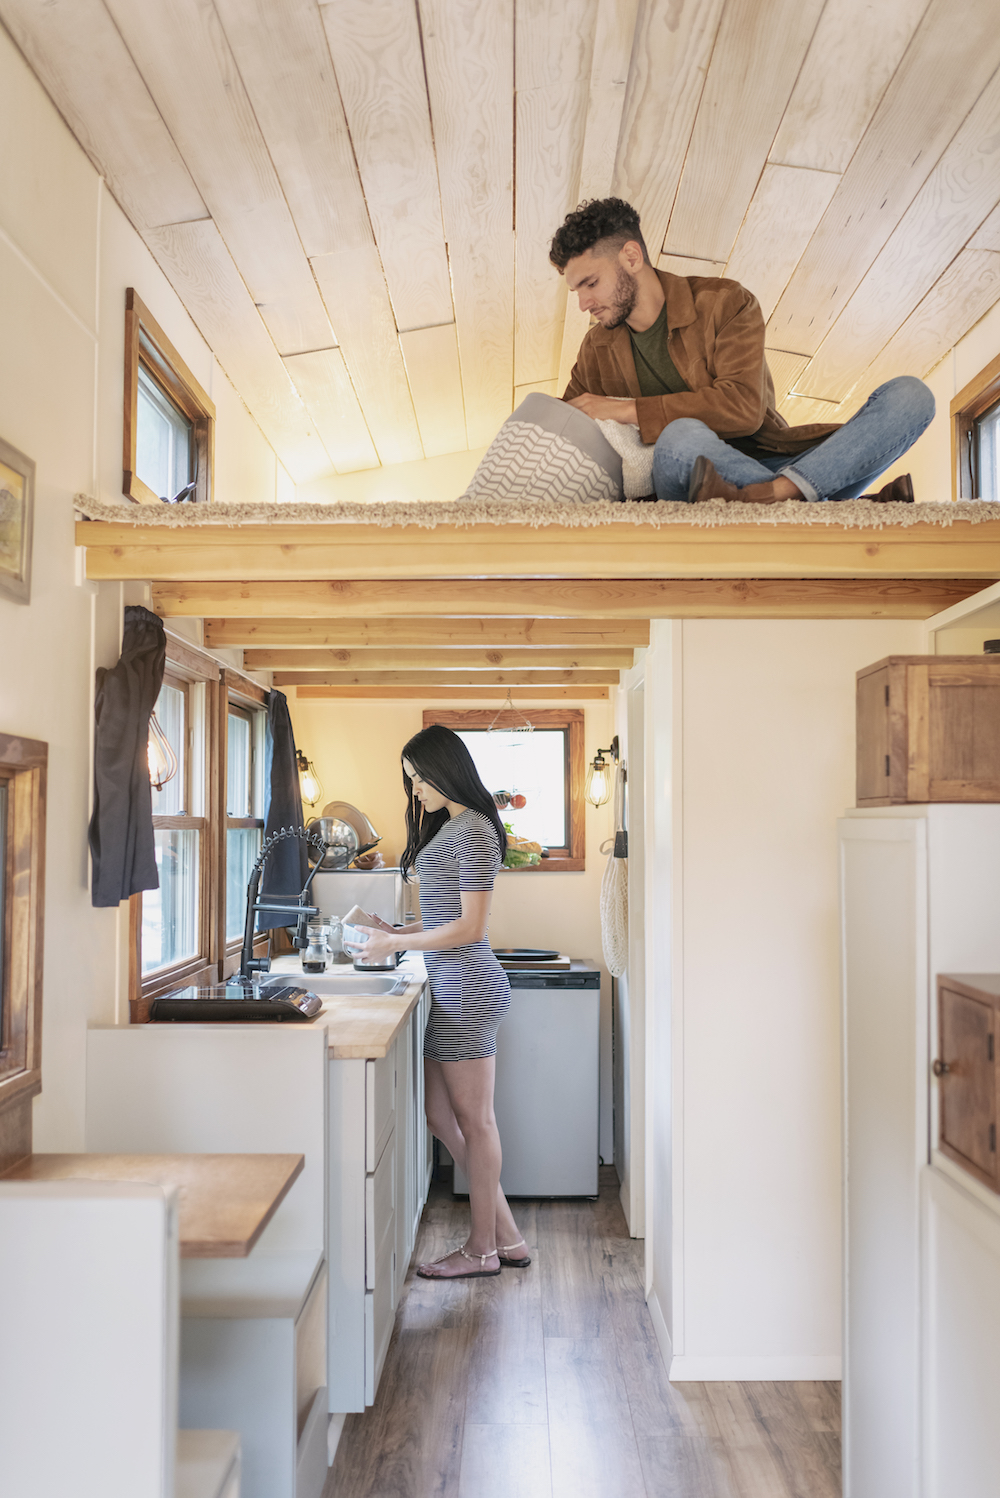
[326,1168,841,1498]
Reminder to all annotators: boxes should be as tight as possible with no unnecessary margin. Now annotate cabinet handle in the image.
[932,1059,951,1077]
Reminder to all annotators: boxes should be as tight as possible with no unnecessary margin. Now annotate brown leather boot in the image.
[687,455,798,505]
[861,473,914,503]
[687,456,739,503]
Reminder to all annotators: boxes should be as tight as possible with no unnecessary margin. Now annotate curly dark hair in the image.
[549,197,650,271]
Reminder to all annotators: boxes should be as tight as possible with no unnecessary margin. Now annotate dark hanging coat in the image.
[89,605,165,907]
[257,689,308,929]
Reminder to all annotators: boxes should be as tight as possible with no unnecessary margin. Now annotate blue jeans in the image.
[651,376,936,502]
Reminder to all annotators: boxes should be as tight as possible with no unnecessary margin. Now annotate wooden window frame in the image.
[422,709,585,871]
[0,733,46,1111]
[130,648,270,1018]
[951,349,1000,500]
[133,669,217,1014]
[221,686,267,978]
[123,287,215,507]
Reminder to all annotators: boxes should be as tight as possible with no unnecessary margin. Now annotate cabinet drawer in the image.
[364,1223,395,1406]
[365,1132,395,1290]
[366,1053,395,1173]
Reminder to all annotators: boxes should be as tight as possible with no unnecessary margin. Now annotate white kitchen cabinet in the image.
[840,805,1000,1498]
[327,986,430,1413]
[921,1162,1000,1498]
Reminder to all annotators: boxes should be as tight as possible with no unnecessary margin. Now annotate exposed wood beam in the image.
[79,520,1000,583]
[246,647,634,669]
[208,617,649,648]
[272,669,618,687]
[293,686,609,700]
[157,578,989,620]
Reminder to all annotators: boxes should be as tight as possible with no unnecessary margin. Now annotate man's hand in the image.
[568,394,638,425]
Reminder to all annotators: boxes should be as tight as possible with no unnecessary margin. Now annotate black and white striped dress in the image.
[417,808,511,1062]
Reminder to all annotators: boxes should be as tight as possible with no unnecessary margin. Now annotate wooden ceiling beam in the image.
[206,617,649,648]
[78,518,1000,583]
[294,686,609,700]
[272,669,618,687]
[162,577,987,621]
[246,647,634,670]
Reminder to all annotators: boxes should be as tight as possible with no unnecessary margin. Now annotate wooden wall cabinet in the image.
[936,974,1000,1192]
[857,655,1000,805]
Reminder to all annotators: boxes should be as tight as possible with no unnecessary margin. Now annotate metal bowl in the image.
[305,816,359,869]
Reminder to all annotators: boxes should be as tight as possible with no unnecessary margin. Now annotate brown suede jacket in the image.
[562,270,839,455]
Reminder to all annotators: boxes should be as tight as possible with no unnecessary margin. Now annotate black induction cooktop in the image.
[149,981,323,1023]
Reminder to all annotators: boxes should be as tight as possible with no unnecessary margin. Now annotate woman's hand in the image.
[351,925,399,963]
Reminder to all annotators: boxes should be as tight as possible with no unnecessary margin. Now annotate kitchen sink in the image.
[297,972,409,996]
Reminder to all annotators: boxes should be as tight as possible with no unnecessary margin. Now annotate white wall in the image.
[643,616,928,1380]
[0,27,284,1147]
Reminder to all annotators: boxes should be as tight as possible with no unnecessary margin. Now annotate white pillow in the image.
[595,417,655,500]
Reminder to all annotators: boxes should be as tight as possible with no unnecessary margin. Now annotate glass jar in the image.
[302,915,333,973]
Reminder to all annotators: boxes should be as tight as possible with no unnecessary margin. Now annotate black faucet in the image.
[238,826,331,983]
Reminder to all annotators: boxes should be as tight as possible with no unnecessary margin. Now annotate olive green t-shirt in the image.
[627,303,688,397]
[628,296,770,457]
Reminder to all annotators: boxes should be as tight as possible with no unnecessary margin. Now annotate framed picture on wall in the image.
[0,437,35,604]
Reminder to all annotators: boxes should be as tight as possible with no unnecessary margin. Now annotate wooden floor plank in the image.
[545,1337,647,1498]
[740,1383,842,1498]
[463,1203,548,1427]
[617,1339,739,1498]
[459,1424,552,1498]
[698,1383,817,1498]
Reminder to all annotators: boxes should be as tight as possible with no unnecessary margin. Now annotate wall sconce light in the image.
[296,749,324,808]
[147,709,178,791]
[585,735,619,808]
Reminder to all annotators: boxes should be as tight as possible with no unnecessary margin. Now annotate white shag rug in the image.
[73,492,1000,533]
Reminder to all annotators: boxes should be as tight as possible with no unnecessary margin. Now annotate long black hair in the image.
[400,724,507,879]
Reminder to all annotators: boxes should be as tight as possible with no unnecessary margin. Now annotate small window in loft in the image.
[136,364,193,503]
[123,288,215,506]
[974,397,1000,502]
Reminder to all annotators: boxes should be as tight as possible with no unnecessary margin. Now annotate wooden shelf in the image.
[1,1152,304,1257]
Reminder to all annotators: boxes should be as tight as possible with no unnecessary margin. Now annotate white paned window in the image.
[136,364,193,502]
[457,729,567,849]
[975,398,1000,502]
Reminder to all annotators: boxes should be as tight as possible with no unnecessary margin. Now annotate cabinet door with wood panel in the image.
[936,975,1000,1191]
[856,657,1000,805]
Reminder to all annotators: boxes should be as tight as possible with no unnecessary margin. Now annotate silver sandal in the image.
[416,1243,501,1280]
[497,1238,532,1268]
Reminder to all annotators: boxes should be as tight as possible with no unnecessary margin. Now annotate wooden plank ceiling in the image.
[6,0,1000,484]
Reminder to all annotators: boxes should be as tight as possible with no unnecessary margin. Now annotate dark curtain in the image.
[257,689,308,929]
[89,605,165,907]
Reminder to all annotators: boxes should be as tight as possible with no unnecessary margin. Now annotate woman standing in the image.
[353,724,529,1280]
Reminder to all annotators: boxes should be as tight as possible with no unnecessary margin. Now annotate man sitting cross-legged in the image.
[549,197,934,504]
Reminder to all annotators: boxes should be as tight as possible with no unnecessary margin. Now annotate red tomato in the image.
[510,793,527,809]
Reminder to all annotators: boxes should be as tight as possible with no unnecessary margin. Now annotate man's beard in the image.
[602,265,638,329]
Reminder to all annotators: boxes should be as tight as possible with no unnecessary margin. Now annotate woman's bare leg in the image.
[421,1057,525,1276]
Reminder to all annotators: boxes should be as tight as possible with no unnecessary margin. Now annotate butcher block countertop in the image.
[269,953,427,1060]
[0,1152,304,1257]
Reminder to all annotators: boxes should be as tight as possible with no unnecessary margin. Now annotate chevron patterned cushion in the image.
[464,393,624,504]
